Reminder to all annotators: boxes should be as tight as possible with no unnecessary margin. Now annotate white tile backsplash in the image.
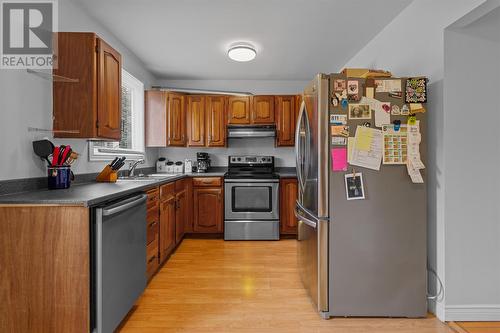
[158,138,295,167]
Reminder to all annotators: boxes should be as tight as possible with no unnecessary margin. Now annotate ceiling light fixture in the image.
[228,43,257,62]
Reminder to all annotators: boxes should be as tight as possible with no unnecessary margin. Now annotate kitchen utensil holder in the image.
[96,165,118,183]
[48,166,72,190]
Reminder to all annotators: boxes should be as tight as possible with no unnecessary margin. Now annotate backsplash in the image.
[158,138,295,167]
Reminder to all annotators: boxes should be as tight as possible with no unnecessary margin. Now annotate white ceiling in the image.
[75,0,413,80]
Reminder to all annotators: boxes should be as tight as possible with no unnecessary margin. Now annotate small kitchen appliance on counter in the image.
[184,159,193,173]
[196,152,211,173]
[224,155,279,240]
[173,161,184,173]
[156,157,167,173]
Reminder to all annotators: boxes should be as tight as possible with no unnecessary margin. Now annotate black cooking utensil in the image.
[33,140,55,165]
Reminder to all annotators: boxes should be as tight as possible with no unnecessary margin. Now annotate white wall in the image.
[443,1,500,321]
[0,0,157,181]
[342,0,487,320]
[155,79,307,167]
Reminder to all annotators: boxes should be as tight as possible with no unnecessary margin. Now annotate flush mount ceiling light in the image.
[228,43,257,62]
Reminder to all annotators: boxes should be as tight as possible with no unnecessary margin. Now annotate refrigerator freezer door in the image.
[295,202,329,313]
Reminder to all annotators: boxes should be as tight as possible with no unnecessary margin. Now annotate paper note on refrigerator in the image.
[347,137,355,163]
[350,126,383,171]
[407,160,424,183]
[360,96,389,127]
[407,121,425,169]
[331,148,348,172]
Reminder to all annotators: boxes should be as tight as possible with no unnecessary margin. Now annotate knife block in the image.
[96,165,118,183]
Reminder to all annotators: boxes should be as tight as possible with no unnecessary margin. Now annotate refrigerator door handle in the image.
[295,201,320,228]
[295,100,306,193]
[295,208,317,228]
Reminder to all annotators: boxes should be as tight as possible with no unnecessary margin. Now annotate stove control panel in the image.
[229,156,274,165]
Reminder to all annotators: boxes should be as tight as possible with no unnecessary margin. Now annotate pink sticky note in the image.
[331,148,348,172]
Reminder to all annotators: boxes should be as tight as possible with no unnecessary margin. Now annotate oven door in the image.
[224,179,279,220]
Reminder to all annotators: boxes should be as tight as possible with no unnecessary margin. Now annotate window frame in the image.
[89,69,145,161]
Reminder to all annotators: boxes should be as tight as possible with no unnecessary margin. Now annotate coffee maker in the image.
[196,152,211,173]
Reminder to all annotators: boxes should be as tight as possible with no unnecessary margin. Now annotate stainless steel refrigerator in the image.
[295,74,427,319]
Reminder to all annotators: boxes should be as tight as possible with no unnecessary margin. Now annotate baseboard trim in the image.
[445,304,500,321]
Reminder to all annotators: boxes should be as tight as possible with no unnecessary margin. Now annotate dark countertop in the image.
[0,167,296,207]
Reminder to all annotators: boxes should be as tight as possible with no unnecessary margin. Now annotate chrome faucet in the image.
[128,159,145,177]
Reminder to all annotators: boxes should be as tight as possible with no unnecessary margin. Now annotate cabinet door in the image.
[280,178,298,234]
[97,38,122,140]
[175,189,187,243]
[145,91,167,147]
[159,195,176,263]
[206,96,226,147]
[227,96,250,124]
[193,187,223,233]
[167,93,186,146]
[186,95,206,147]
[275,95,297,146]
[252,96,275,124]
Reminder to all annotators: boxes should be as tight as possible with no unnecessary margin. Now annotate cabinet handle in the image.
[150,221,157,228]
[148,256,157,264]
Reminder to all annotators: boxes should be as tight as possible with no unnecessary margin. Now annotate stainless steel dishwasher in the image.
[93,193,147,333]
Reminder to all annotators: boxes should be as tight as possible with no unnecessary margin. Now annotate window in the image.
[89,69,145,161]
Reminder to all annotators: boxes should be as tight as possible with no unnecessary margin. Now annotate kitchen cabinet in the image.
[192,177,223,233]
[53,32,122,140]
[187,95,206,147]
[145,91,167,147]
[159,191,176,263]
[167,93,187,146]
[280,178,298,235]
[275,95,297,146]
[227,96,251,124]
[206,95,227,147]
[0,206,90,332]
[146,188,160,279]
[175,184,187,243]
[193,188,223,233]
[251,95,275,124]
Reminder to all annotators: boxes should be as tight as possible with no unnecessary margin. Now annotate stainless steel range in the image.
[224,155,280,240]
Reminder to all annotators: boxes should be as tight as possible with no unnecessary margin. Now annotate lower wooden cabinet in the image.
[159,194,176,263]
[280,178,298,234]
[193,187,223,233]
[175,186,187,243]
[146,188,160,279]
[192,177,223,233]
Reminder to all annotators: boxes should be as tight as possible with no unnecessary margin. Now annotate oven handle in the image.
[224,179,280,183]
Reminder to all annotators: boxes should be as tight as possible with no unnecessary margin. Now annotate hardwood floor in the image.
[451,322,500,333]
[119,239,455,333]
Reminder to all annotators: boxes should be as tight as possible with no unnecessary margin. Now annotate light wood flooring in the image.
[119,239,458,333]
[451,322,500,333]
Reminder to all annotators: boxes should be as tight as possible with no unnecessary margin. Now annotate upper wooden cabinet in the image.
[167,93,186,146]
[145,91,167,147]
[275,95,297,146]
[186,95,206,147]
[227,96,250,124]
[251,96,275,124]
[206,96,226,147]
[53,32,122,140]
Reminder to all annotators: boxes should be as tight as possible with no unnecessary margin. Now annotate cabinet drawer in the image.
[147,206,159,224]
[146,240,159,279]
[147,220,159,245]
[192,177,222,187]
[160,182,175,201]
[146,188,159,210]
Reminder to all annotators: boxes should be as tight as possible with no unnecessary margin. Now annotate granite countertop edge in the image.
[0,167,296,207]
